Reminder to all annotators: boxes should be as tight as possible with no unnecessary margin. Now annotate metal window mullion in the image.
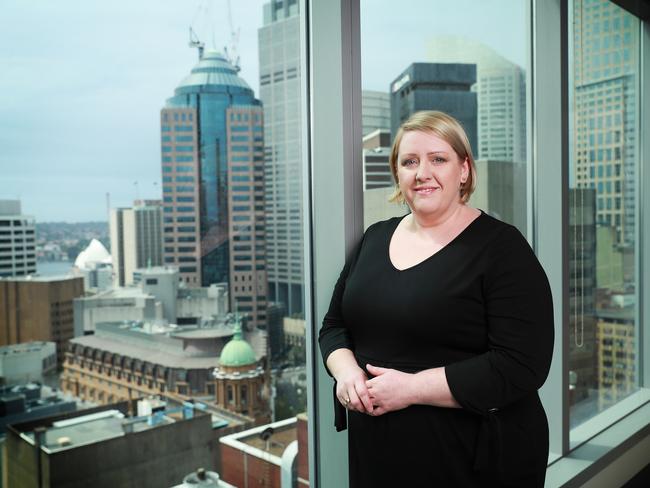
[640,18,650,388]
[533,0,570,457]
[306,1,362,487]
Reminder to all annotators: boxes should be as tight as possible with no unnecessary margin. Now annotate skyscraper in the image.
[0,200,36,278]
[110,201,164,287]
[258,0,304,316]
[573,0,638,247]
[161,49,266,327]
[362,90,390,137]
[389,63,477,151]
[426,37,527,163]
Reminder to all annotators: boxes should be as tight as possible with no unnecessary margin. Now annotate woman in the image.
[319,111,554,487]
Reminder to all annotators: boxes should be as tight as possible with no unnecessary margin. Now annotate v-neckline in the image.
[387,210,484,272]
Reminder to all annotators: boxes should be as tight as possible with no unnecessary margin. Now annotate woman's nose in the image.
[416,163,433,181]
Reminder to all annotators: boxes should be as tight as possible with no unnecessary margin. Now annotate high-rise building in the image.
[0,276,84,367]
[226,105,268,328]
[110,201,163,287]
[390,63,477,151]
[161,50,266,327]
[572,0,638,247]
[472,159,526,233]
[426,37,527,163]
[362,129,392,191]
[362,90,390,137]
[258,0,304,316]
[0,200,36,278]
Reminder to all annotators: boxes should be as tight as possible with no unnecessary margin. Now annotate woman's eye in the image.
[433,157,447,164]
[401,158,417,167]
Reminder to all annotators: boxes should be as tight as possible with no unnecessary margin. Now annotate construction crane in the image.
[187,0,239,69]
[223,0,240,71]
[189,27,205,59]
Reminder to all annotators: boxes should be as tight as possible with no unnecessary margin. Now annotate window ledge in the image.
[546,389,650,487]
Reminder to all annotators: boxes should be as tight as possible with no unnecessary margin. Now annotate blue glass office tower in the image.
[161,50,263,290]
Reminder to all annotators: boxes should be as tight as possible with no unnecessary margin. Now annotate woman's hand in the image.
[365,364,417,415]
[326,348,373,413]
[335,366,374,414]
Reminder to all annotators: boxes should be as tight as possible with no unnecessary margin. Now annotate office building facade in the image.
[389,63,477,151]
[362,90,390,137]
[362,129,393,191]
[162,50,264,291]
[472,159,527,233]
[161,49,267,329]
[0,276,84,367]
[572,0,638,247]
[226,105,268,328]
[0,342,57,385]
[259,0,304,316]
[0,200,36,278]
[426,37,527,163]
[110,202,164,287]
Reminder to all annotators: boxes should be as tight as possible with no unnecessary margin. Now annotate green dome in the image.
[219,323,256,367]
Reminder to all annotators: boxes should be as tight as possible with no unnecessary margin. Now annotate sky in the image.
[0,0,526,223]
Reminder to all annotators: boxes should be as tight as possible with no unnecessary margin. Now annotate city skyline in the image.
[1,0,527,223]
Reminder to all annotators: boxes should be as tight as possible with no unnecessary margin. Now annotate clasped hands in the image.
[336,364,414,416]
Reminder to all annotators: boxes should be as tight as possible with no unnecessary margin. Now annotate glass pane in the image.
[568,0,640,428]
[1,0,310,486]
[361,0,529,234]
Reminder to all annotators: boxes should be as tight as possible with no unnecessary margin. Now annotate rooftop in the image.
[1,275,82,283]
[134,266,178,276]
[71,333,221,369]
[219,323,257,367]
[21,400,198,454]
[80,287,153,300]
[173,50,253,95]
[220,417,297,465]
[0,341,55,355]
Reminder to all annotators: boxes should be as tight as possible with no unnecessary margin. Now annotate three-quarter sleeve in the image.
[318,235,366,374]
[445,225,554,416]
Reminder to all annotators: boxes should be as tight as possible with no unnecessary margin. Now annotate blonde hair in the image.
[389,111,477,204]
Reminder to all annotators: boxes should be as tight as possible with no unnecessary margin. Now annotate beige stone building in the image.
[597,307,636,410]
[61,319,269,424]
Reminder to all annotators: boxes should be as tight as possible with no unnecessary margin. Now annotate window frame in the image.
[305,0,650,486]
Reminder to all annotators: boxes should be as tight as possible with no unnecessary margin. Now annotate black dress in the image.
[319,211,554,487]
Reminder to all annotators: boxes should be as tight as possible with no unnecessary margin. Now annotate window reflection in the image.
[568,0,639,427]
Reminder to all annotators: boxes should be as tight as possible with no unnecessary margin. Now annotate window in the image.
[6,1,648,487]
[360,0,528,236]
[568,0,640,430]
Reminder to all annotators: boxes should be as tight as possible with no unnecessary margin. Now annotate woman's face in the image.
[396,130,469,219]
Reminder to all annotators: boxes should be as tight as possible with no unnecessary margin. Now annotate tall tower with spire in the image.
[160,49,267,328]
